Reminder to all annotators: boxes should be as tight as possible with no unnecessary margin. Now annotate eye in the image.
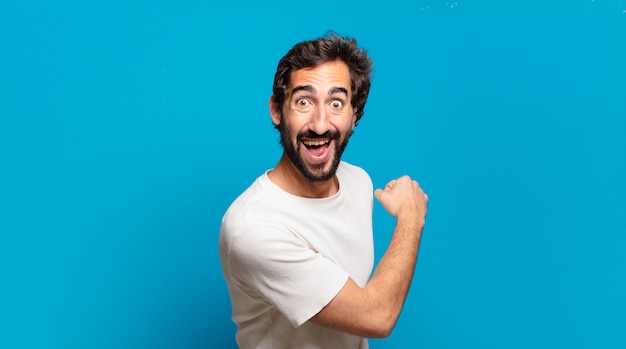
[294,98,314,111]
[296,98,310,106]
[330,100,343,109]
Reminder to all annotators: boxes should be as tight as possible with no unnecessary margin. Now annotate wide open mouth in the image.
[302,138,331,157]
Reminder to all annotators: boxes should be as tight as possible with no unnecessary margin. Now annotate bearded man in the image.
[219,33,428,349]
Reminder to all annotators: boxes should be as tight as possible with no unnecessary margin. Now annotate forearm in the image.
[310,216,424,338]
[365,214,424,335]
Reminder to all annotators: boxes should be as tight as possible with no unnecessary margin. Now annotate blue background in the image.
[2,1,625,348]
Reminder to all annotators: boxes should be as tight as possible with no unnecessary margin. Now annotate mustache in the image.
[298,130,340,140]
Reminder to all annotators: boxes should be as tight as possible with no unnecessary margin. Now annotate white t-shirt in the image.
[219,161,374,349]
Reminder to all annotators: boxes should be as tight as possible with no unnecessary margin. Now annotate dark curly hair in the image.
[271,32,373,126]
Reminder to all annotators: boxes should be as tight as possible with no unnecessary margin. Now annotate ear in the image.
[352,108,357,129]
[269,96,281,126]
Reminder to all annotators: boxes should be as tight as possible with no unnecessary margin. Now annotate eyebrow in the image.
[329,86,349,96]
[291,85,315,95]
[290,85,349,97]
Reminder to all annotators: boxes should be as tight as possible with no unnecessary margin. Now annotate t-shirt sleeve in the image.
[226,225,349,328]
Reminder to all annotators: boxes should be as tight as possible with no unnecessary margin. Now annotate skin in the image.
[269,60,429,338]
[269,60,356,198]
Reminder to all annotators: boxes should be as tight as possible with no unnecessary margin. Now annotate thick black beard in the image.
[278,123,351,182]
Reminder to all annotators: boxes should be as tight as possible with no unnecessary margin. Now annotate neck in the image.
[268,153,339,198]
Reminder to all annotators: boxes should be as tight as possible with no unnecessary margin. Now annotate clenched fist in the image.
[374,175,428,222]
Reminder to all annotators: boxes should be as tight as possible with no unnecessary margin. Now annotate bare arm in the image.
[310,175,428,338]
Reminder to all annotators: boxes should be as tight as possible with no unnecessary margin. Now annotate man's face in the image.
[272,60,356,182]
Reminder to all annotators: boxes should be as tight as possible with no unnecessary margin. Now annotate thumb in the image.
[374,188,385,202]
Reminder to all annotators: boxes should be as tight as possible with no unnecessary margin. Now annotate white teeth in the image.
[303,139,329,146]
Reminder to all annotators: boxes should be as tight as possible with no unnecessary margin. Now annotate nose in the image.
[309,105,329,135]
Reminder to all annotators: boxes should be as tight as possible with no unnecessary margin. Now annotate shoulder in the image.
[337,161,373,189]
[220,173,295,248]
[220,175,269,238]
[338,160,369,177]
